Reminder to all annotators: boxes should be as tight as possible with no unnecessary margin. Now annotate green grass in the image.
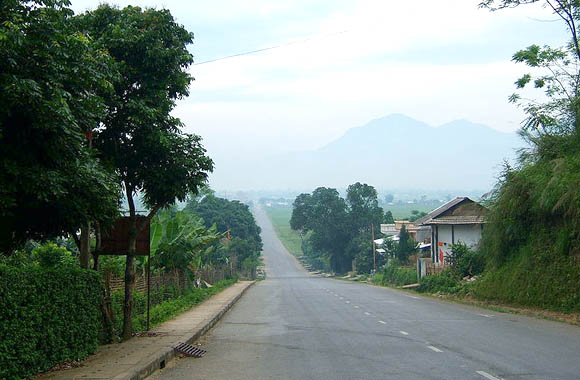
[382,203,440,220]
[263,207,304,257]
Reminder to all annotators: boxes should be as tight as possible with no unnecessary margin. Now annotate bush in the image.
[0,265,104,380]
[473,246,580,313]
[417,269,463,294]
[377,260,417,286]
[32,243,76,267]
[447,243,485,278]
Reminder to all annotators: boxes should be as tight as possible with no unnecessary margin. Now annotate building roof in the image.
[415,197,487,226]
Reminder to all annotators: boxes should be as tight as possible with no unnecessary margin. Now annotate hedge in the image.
[0,265,104,380]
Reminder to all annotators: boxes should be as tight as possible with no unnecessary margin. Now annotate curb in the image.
[111,281,255,380]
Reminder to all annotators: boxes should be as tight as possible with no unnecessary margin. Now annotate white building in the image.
[415,197,487,264]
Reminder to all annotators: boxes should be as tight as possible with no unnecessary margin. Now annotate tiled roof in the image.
[416,197,486,225]
[414,197,468,225]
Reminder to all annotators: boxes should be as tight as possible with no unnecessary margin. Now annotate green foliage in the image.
[32,243,76,268]
[383,210,395,224]
[395,225,417,264]
[417,269,464,294]
[186,194,262,251]
[447,243,486,278]
[0,265,104,380]
[290,184,384,274]
[374,260,417,286]
[111,279,236,333]
[150,210,224,272]
[475,234,580,313]
[0,0,120,252]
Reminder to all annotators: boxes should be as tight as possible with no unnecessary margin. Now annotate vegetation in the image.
[373,260,417,286]
[0,265,104,380]
[290,183,383,274]
[0,0,120,252]
[472,0,580,313]
[111,279,236,334]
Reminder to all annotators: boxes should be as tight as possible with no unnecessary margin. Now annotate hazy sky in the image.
[70,0,566,190]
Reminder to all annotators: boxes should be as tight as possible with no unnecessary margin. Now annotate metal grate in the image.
[174,343,207,358]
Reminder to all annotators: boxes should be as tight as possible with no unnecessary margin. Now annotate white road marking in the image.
[476,370,502,380]
[339,297,344,300]
[378,320,386,324]
[345,301,350,304]
[427,346,443,353]
[364,312,371,316]
[478,314,493,318]
[354,306,360,309]
[399,331,409,335]
[405,295,419,299]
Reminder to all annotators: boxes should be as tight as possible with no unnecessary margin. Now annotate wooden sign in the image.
[101,216,150,256]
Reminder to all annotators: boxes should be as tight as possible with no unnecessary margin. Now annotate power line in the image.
[193,30,349,66]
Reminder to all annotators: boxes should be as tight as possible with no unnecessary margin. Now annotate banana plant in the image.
[149,210,225,272]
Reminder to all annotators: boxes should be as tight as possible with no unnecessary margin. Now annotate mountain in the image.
[215,114,524,191]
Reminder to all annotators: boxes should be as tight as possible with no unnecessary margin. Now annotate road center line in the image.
[476,370,502,380]
[478,314,493,318]
[339,297,344,300]
[427,345,443,352]
[345,301,350,304]
[378,320,386,324]
[354,305,359,309]
[399,330,409,335]
[405,295,419,299]
[364,312,371,316]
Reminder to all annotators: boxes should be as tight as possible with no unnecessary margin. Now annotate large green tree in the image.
[0,0,120,253]
[290,187,353,273]
[345,182,383,234]
[75,4,213,340]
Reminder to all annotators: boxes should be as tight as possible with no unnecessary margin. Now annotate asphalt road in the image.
[151,206,580,380]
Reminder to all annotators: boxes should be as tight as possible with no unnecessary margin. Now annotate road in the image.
[151,206,580,380]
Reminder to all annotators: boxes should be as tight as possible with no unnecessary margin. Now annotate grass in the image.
[263,206,304,257]
[382,203,440,220]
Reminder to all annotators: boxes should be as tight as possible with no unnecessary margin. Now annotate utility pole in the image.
[371,223,376,272]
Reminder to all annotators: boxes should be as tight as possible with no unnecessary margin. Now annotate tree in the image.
[383,210,395,224]
[384,194,394,203]
[345,182,383,234]
[480,0,580,139]
[75,5,213,340]
[290,187,353,273]
[0,0,120,253]
[395,225,416,264]
[185,194,262,252]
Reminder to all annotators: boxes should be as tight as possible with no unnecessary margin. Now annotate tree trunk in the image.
[122,184,137,341]
[80,222,91,269]
[93,222,101,271]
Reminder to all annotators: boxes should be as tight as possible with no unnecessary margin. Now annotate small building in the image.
[381,221,431,243]
[415,197,487,264]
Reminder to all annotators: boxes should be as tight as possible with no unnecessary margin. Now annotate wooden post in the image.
[146,250,151,331]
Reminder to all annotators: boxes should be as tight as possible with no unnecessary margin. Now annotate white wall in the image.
[434,224,482,263]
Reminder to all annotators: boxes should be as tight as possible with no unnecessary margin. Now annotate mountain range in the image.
[213,114,524,191]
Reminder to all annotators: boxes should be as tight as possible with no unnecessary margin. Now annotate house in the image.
[415,197,487,264]
[380,221,431,243]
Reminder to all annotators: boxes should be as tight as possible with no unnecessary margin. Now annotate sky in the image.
[70,0,568,191]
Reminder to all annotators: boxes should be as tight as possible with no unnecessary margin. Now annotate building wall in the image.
[431,224,483,263]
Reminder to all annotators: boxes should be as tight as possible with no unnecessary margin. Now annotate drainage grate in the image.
[174,343,207,358]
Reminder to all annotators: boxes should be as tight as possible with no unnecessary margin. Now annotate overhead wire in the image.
[193,29,349,66]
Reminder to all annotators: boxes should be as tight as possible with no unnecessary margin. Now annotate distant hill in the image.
[222,114,524,191]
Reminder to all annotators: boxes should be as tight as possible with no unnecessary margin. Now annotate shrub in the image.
[417,269,463,294]
[379,260,417,286]
[0,265,104,380]
[32,242,76,268]
[447,243,485,278]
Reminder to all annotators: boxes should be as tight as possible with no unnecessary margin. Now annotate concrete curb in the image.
[112,281,255,380]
